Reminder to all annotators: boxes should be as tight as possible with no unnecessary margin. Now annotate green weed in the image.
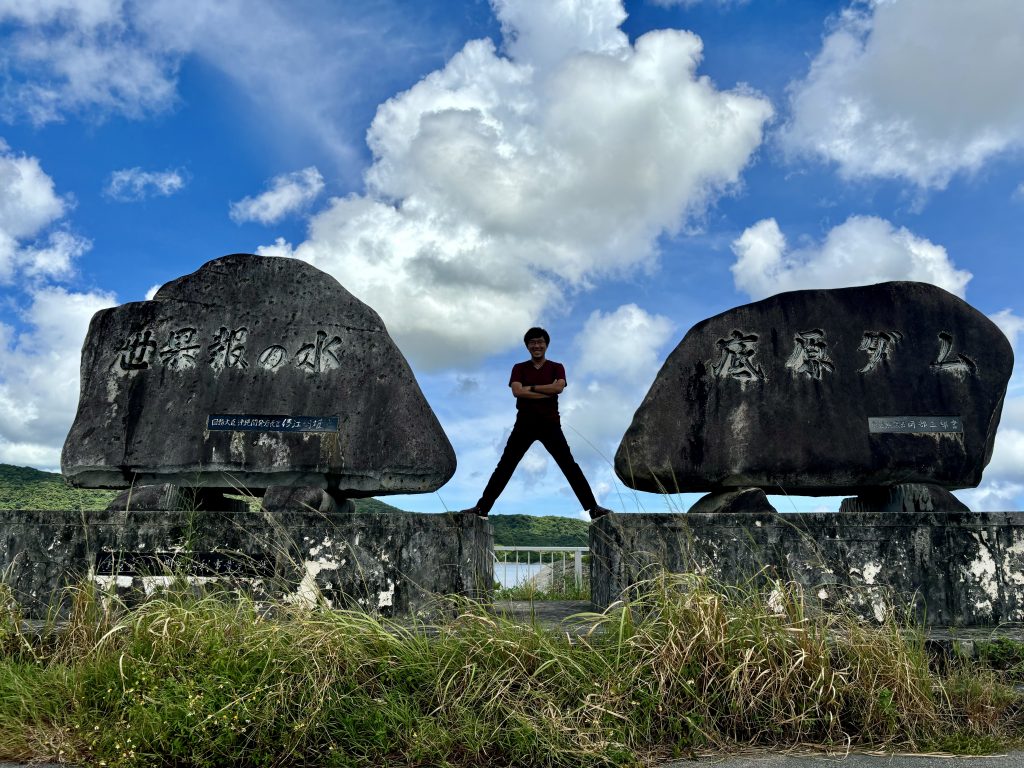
[0,573,1022,766]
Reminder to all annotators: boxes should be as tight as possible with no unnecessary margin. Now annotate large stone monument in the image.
[615,281,1013,508]
[592,282,1020,624]
[62,253,455,497]
[0,254,491,618]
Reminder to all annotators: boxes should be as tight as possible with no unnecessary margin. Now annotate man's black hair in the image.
[524,327,550,345]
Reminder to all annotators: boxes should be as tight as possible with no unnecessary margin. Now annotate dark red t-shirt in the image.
[510,359,566,421]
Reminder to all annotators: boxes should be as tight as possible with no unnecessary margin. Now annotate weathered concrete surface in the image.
[62,254,456,496]
[591,512,1024,626]
[0,508,491,618]
[839,483,970,513]
[616,282,1013,496]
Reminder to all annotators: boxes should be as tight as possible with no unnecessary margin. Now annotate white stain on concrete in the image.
[378,580,396,608]
[229,431,246,462]
[872,597,887,623]
[968,532,1000,611]
[1003,535,1024,586]
[862,562,881,585]
[255,433,290,466]
[308,537,334,559]
[285,558,340,608]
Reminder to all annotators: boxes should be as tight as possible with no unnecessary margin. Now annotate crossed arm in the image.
[511,379,566,399]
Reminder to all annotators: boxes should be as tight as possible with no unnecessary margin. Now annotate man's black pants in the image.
[476,413,597,513]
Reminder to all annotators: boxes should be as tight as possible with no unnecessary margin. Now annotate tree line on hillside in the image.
[0,464,588,546]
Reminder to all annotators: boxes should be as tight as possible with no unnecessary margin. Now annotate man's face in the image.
[526,337,548,359]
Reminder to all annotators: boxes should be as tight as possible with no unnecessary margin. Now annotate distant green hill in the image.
[0,463,118,511]
[0,464,586,545]
[488,513,588,547]
[0,463,403,514]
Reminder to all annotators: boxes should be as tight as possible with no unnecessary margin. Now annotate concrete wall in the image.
[590,512,1024,626]
[0,508,492,618]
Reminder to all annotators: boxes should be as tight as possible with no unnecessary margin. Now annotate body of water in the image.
[494,561,545,588]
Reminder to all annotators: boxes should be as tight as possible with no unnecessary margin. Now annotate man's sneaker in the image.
[589,505,613,520]
[459,506,488,518]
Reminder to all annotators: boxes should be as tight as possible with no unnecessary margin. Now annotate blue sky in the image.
[1,0,1022,518]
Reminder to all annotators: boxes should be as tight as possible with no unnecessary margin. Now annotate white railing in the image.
[493,545,587,591]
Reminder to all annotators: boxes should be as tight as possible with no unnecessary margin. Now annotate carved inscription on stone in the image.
[710,330,765,382]
[858,330,902,373]
[111,325,348,375]
[786,329,834,380]
[117,330,157,370]
[295,330,343,374]
[931,332,977,375]
[258,345,288,371]
[158,327,200,371]
[208,326,248,370]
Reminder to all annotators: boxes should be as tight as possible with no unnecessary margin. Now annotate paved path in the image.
[659,752,1024,767]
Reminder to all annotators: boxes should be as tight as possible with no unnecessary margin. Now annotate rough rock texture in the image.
[62,254,455,495]
[591,512,1024,625]
[688,488,777,514]
[0,508,491,618]
[262,486,354,515]
[839,483,970,513]
[107,484,248,513]
[616,282,1012,495]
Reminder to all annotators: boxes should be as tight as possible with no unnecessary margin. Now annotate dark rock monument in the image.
[615,281,1013,511]
[0,254,491,618]
[61,253,456,497]
[591,282,1022,625]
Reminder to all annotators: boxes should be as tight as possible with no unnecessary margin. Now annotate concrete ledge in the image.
[0,508,492,618]
[590,511,1024,626]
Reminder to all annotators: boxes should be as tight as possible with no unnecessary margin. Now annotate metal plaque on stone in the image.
[868,416,962,434]
[207,414,340,432]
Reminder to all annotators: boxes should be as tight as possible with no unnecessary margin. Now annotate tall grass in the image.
[1,573,1021,767]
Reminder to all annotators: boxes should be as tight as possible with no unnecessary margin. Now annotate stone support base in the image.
[590,512,1024,626]
[0,509,492,618]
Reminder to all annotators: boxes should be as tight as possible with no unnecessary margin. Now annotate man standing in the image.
[461,327,612,520]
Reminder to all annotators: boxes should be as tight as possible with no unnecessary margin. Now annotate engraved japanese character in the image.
[710,329,765,381]
[786,329,834,380]
[258,345,288,371]
[159,327,201,371]
[931,331,977,375]
[858,330,903,373]
[208,326,249,370]
[295,330,343,374]
[116,330,157,370]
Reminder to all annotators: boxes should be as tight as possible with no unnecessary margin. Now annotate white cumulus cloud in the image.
[265,0,772,370]
[0,0,180,125]
[229,167,324,225]
[104,166,187,201]
[0,138,90,283]
[0,285,117,469]
[730,215,972,300]
[782,0,1024,189]
[561,304,676,500]
[991,309,1024,352]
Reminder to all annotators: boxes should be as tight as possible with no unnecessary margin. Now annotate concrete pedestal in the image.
[0,508,492,618]
[591,512,1024,626]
